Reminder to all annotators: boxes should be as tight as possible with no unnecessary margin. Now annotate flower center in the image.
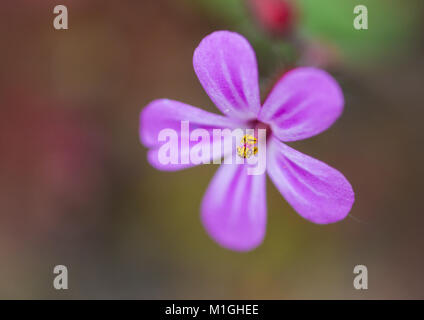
[237,134,259,159]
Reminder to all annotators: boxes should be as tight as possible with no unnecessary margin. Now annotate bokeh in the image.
[0,0,423,299]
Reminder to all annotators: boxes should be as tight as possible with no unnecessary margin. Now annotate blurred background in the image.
[0,0,423,299]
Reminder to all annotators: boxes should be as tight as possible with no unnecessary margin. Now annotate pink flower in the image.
[140,31,354,251]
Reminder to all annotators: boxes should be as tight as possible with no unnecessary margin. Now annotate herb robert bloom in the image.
[140,31,354,251]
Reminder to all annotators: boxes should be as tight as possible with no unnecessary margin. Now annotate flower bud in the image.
[248,0,297,37]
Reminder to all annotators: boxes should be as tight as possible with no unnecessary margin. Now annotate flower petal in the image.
[201,163,267,251]
[140,99,243,170]
[193,31,261,121]
[258,67,344,141]
[267,136,354,224]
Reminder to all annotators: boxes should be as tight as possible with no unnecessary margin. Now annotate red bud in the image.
[248,0,297,37]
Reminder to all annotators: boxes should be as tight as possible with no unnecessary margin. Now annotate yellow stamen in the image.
[241,134,257,145]
[237,135,259,159]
